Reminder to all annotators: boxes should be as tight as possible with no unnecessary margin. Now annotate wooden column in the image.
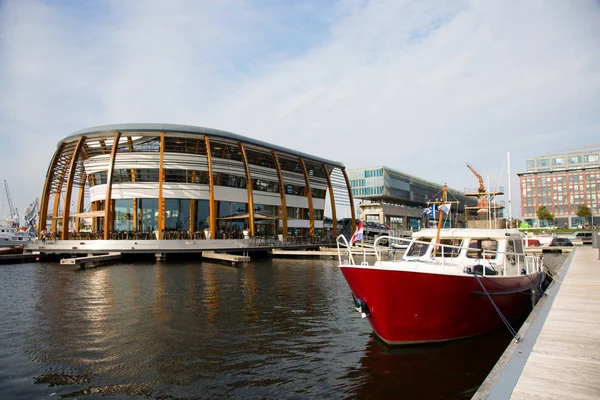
[61,136,86,240]
[38,143,66,239]
[98,140,107,154]
[157,132,165,240]
[189,139,201,235]
[90,174,97,232]
[74,145,89,234]
[103,132,122,240]
[341,167,356,233]
[51,165,68,235]
[322,164,337,236]
[272,151,287,236]
[299,158,315,237]
[205,136,216,239]
[75,173,86,233]
[127,136,137,232]
[239,143,255,237]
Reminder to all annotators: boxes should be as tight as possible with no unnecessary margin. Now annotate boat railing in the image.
[336,235,378,266]
[337,235,543,276]
[479,248,542,276]
[374,236,543,276]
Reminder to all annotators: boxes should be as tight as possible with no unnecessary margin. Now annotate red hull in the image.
[340,266,539,345]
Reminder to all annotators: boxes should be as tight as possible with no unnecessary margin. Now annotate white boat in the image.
[522,233,554,247]
[0,225,34,247]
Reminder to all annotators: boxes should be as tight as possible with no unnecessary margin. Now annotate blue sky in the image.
[1,0,600,219]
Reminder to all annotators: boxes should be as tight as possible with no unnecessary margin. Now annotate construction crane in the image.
[466,164,488,214]
[3,180,20,228]
[466,164,485,194]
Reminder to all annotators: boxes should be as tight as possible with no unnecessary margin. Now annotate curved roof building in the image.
[40,124,355,241]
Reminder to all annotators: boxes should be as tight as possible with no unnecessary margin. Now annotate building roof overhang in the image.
[61,123,345,168]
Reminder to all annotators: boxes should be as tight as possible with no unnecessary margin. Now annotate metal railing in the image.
[337,235,544,277]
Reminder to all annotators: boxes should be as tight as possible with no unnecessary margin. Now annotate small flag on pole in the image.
[420,204,436,219]
[350,221,364,246]
[438,203,451,214]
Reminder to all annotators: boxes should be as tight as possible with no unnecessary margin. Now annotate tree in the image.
[536,206,554,226]
[576,205,592,226]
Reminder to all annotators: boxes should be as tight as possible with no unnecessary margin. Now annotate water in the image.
[0,254,566,399]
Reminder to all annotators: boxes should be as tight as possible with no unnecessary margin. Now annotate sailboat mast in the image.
[507,151,512,228]
[432,184,446,257]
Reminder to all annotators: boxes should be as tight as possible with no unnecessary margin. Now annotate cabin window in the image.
[506,240,516,265]
[434,239,462,258]
[406,238,431,256]
[467,239,499,259]
[514,239,524,265]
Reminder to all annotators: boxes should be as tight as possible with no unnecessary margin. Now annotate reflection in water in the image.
[240,264,258,323]
[202,263,220,323]
[344,333,513,399]
[0,254,566,399]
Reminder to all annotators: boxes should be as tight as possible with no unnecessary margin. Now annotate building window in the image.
[552,157,565,165]
[526,160,535,168]
[568,155,582,164]
[536,159,550,167]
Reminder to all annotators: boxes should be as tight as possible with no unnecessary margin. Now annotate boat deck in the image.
[475,246,600,399]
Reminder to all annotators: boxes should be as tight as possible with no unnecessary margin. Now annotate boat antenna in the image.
[432,184,446,257]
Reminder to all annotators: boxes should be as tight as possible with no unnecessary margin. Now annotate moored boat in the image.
[0,245,25,255]
[0,225,33,247]
[337,228,544,345]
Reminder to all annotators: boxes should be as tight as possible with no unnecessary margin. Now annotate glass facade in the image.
[527,150,600,172]
[41,124,350,240]
[349,166,477,230]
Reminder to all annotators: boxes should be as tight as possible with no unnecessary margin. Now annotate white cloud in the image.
[1,0,599,217]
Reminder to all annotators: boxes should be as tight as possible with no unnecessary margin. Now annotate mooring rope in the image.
[473,274,521,342]
[544,266,600,289]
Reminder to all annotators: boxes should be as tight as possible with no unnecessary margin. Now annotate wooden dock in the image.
[475,246,600,399]
[0,253,39,264]
[60,252,122,269]
[201,251,250,264]
[271,248,340,257]
[524,246,574,254]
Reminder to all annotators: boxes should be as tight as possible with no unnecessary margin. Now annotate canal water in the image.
[0,254,566,399]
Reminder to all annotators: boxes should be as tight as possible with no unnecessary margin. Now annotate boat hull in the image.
[340,266,539,345]
[0,245,24,255]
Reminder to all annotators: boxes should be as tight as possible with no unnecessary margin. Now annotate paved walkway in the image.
[476,246,600,399]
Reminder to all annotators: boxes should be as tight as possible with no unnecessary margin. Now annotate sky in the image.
[1,0,599,220]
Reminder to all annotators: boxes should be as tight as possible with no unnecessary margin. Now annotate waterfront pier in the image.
[59,252,122,269]
[475,246,600,399]
[24,236,341,263]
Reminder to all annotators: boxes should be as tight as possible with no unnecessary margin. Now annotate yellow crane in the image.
[466,164,488,214]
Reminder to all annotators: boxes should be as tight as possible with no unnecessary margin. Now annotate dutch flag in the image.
[350,221,364,246]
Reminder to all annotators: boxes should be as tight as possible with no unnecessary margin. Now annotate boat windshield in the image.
[406,238,431,257]
[466,239,498,259]
[433,239,462,258]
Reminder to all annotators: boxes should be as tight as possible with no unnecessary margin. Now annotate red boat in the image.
[337,228,544,345]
